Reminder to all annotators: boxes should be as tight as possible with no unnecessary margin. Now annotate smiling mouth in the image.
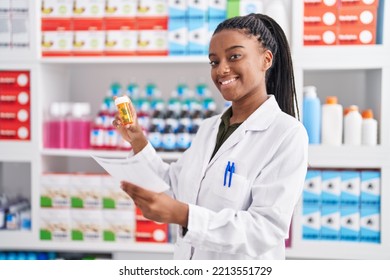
[219,77,238,85]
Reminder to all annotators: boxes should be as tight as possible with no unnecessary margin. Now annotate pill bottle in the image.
[361,109,378,146]
[321,96,343,145]
[343,105,362,146]
[115,96,134,125]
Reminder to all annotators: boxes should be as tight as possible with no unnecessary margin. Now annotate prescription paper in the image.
[91,155,169,193]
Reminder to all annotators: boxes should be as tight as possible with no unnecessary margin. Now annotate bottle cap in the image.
[115,96,130,106]
[303,86,317,98]
[344,105,359,115]
[326,96,338,104]
[362,109,374,119]
[72,103,91,118]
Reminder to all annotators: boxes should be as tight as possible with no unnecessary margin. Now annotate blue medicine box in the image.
[302,206,321,240]
[340,170,360,206]
[360,206,380,243]
[321,170,341,205]
[303,169,322,206]
[340,206,360,242]
[321,206,340,240]
[360,170,380,206]
[168,18,188,56]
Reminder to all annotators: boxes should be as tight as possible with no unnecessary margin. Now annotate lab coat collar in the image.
[244,95,281,131]
[207,95,280,167]
[213,95,281,132]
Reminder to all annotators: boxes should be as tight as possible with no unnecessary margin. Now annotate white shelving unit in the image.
[1,0,390,259]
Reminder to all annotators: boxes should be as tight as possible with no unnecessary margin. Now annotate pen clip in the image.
[224,161,230,187]
[228,162,235,188]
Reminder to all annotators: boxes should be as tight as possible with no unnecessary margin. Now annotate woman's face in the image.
[209,29,272,104]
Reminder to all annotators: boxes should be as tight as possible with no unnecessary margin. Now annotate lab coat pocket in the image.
[212,163,250,203]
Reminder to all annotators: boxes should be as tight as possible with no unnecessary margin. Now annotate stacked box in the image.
[304,0,381,45]
[135,207,169,243]
[0,71,30,141]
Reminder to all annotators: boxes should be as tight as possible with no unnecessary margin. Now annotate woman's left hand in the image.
[120,181,189,227]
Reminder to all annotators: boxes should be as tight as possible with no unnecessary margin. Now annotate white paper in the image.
[91,155,170,193]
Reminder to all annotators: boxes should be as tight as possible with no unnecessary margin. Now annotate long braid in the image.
[213,14,299,119]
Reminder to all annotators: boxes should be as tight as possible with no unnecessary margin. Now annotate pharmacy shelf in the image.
[0,231,174,253]
[40,56,209,64]
[286,241,389,260]
[41,149,181,162]
[308,146,388,168]
[293,45,390,70]
[0,142,37,161]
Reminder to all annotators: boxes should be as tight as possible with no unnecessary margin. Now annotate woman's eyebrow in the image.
[209,45,245,58]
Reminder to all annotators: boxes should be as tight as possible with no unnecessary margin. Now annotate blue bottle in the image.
[302,86,321,144]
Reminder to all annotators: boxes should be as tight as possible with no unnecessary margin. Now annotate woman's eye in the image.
[209,61,218,67]
[230,54,241,60]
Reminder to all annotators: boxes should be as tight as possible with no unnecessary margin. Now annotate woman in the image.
[114,13,308,259]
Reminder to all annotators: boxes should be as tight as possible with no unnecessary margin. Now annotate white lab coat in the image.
[133,95,308,259]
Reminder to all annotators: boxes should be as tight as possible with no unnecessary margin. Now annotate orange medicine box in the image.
[339,0,379,7]
[304,26,338,45]
[304,6,339,27]
[338,25,376,44]
[135,208,168,243]
[304,0,339,8]
[339,6,377,27]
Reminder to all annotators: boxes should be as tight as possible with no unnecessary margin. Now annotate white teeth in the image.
[220,78,237,85]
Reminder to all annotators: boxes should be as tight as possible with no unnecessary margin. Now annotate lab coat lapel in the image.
[207,124,246,167]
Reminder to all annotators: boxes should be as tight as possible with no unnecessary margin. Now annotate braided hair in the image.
[213,13,299,119]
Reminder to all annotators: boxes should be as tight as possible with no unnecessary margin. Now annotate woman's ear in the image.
[263,50,273,71]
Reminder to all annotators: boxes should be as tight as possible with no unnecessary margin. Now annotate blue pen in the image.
[228,162,235,187]
[224,161,230,187]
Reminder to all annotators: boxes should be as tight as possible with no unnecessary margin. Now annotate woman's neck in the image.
[230,94,268,124]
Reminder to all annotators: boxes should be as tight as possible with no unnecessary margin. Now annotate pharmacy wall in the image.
[0,0,390,260]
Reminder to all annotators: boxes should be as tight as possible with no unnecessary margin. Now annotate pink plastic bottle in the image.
[66,103,92,149]
[43,102,70,148]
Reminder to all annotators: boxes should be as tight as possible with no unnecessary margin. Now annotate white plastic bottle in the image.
[321,96,343,145]
[361,109,378,146]
[265,0,290,41]
[343,105,362,146]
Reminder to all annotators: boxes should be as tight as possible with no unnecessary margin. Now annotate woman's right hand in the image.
[112,97,148,154]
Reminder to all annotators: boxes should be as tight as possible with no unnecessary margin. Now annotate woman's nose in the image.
[217,61,230,75]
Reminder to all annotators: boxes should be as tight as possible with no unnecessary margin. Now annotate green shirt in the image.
[210,107,242,160]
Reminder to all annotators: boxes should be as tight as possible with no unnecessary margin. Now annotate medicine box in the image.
[303,169,322,205]
[360,206,380,243]
[321,205,340,240]
[360,170,380,206]
[102,209,135,242]
[104,0,137,18]
[168,0,187,19]
[321,170,341,205]
[187,0,207,19]
[188,17,208,55]
[71,209,102,241]
[40,173,71,208]
[41,0,73,18]
[340,170,360,206]
[302,206,321,240]
[168,18,188,56]
[340,206,360,241]
[208,0,227,20]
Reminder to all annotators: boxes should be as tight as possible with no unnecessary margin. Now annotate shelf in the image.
[41,149,181,162]
[308,145,387,168]
[40,56,209,64]
[0,231,174,253]
[0,142,37,161]
[293,45,390,70]
[286,240,389,260]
